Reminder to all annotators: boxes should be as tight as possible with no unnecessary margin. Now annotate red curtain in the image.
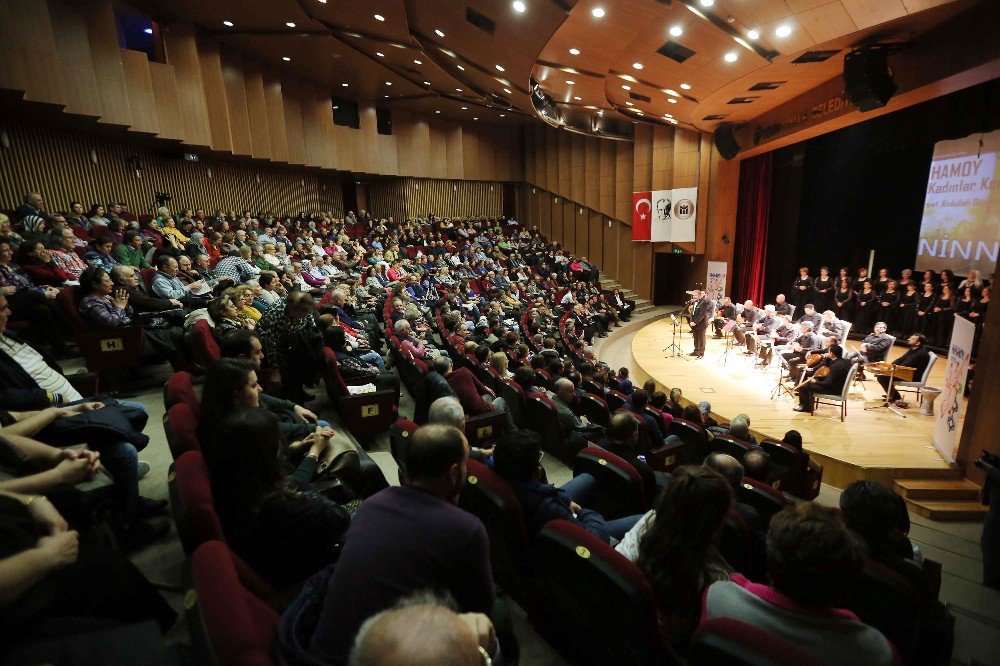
[732,152,773,305]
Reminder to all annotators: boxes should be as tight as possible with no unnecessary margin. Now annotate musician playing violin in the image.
[794,344,852,413]
[713,296,737,338]
[781,320,823,380]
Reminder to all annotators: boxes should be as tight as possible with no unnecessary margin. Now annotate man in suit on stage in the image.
[795,344,851,413]
[877,333,930,408]
[689,290,714,359]
[846,321,893,367]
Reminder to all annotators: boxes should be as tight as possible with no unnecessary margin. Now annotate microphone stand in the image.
[662,314,687,360]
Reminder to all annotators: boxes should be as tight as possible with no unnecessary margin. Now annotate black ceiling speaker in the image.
[843,47,897,112]
[714,124,740,161]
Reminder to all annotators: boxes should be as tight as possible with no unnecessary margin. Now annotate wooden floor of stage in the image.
[630,319,965,488]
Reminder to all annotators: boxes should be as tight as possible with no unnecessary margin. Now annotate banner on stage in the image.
[631,188,698,242]
[932,316,974,463]
[706,261,727,303]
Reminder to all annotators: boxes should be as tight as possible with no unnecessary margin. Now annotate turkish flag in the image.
[632,191,652,241]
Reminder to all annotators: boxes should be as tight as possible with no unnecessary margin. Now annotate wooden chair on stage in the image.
[812,363,859,421]
[894,352,937,406]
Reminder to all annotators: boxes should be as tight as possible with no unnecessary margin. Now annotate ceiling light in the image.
[414,59,422,65]
[435,110,441,113]
[747,29,760,40]
[636,110,644,115]
[473,117,478,120]
[622,85,630,90]
[597,110,603,115]
[384,95,389,98]
[144,27,152,34]
[342,83,349,87]
[775,24,792,38]
[286,22,296,27]
[569,48,580,55]
[680,83,691,90]
[282,57,291,61]
[423,81,430,85]
[665,89,679,96]
[461,106,468,110]
[223,20,234,27]
[724,51,738,62]
[667,98,677,103]
[632,62,643,70]
[512,1,526,12]
[734,37,751,49]
[374,14,385,21]
[573,96,581,100]
[500,114,506,117]
[625,101,633,106]
[700,0,714,6]
[592,7,605,18]
[669,25,683,37]
[385,81,392,85]
[566,80,575,85]
[664,113,673,118]
[457,65,465,71]
[376,52,384,57]
[318,0,326,3]
[456,88,463,92]
[503,88,512,94]
[495,64,505,72]
[435,29,445,37]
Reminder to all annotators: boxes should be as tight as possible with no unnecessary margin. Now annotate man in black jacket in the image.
[795,344,852,413]
[111,265,183,313]
[689,290,714,358]
[601,412,668,507]
[878,333,930,406]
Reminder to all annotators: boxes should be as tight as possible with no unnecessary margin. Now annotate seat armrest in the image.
[67,372,99,397]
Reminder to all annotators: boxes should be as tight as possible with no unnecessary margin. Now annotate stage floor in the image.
[630,319,964,488]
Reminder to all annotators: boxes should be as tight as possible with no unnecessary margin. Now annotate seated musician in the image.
[794,344,852,414]
[781,321,822,381]
[798,303,822,330]
[712,297,737,338]
[745,304,778,358]
[845,321,892,377]
[796,335,838,384]
[732,300,760,346]
[773,293,791,317]
[762,314,796,366]
[819,310,845,341]
[878,334,930,408]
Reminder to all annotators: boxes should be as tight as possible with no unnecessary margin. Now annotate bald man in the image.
[349,594,495,666]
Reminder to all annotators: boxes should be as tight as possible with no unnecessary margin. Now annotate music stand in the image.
[717,320,738,365]
[662,314,688,360]
[770,353,796,401]
[865,365,906,418]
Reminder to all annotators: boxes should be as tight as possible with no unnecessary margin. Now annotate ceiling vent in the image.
[703,114,728,120]
[728,96,759,104]
[629,92,651,103]
[465,7,496,35]
[749,81,785,91]
[792,50,840,64]
[656,40,696,64]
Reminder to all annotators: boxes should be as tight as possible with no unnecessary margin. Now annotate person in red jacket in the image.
[18,240,72,286]
[440,355,515,429]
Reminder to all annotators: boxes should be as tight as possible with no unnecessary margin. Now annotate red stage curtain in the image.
[732,152,773,305]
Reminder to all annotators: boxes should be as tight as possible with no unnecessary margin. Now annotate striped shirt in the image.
[0,335,82,402]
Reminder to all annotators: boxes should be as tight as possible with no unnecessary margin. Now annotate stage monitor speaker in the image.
[714,124,740,161]
[843,48,897,112]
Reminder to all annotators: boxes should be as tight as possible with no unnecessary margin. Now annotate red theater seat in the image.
[580,392,611,429]
[572,447,647,519]
[55,284,146,378]
[320,347,397,441]
[190,319,221,367]
[738,477,789,527]
[164,371,199,413]
[165,402,201,460]
[689,618,823,666]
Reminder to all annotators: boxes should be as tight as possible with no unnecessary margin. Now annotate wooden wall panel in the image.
[84,0,133,128]
[120,50,160,135]
[615,141,633,224]
[198,40,233,153]
[281,76,306,166]
[148,63,186,141]
[633,125,653,192]
[538,191,551,240]
[546,130,559,192]
[588,212,603,268]
[563,201,577,256]
[600,140,615,221]
[301,82,331,169]
[1,0,62,106]
[242,62,272,160]
[585,138,599,211]
[47,0,102,118]
[162,23,210,146]
[445,126,463,180]
[558,132,571,199]
[262,66,288,163]
[604,215,619,280]
[651,126,674,191]
[570,134,585,203]
[221,52,252,157]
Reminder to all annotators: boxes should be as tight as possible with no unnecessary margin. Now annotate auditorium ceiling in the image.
[136,0,981,135]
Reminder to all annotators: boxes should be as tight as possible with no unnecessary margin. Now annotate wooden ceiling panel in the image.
[719,0,798,30]
[754,16,816,55]
[902,0,962,11]
[840,0,908,29]
[309,1,413,44]
[797,2,860,44]
[785,0,839,13]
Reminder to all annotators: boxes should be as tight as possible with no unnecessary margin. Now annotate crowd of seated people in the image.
[0,191,966,665]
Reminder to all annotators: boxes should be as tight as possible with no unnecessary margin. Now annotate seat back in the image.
[572,447,647,518]
[55,284,146,374]
[642,406,668,436]
[579,392,611,429]
[498,379,526,428]
[738,477,788,527]
[533,520,664,666]
[174,450,225,554]
[844,558,923,664]
[190,541,279,666]
[192,319,221,366]
[918,352,937,385]
[388,419,419,471]
[459,460,533,606]
[669,418,708,464]
[712,434,750,459]
[166,402,202,459]
[165,371,199,414]
[140,267,157,290]
[605,390,627,411]
[689,618,823,666]
[524,393,573,463]
[466,410,509,450]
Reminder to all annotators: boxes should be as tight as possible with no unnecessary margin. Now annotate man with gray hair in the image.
[781,320,821,380]
[428,396,493,461]
[704,452,764,533]
[550,377,605,450]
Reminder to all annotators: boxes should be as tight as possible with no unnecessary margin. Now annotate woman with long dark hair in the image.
[833,275,854,323]
[854,280,878,334]
[932,283,956,346]
[812,266,834,313]
[206,407,350,587]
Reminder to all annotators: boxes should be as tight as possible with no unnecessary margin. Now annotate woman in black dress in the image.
[914,282,937,339]
[897,282,919,335]
[932,283,956,346]
[919,270,938,294]
[956,286,975,320]
[791,267,812,319]
[878,279,900,332]
[812,266,835,313]
[874,267,891,295]
[833,276,855,324]
[855,280,878,334]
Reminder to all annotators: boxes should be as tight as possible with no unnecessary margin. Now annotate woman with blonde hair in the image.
[489,351,512,379]
[232,284,262,323]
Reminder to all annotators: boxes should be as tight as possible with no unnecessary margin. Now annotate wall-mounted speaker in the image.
[714,124,740,160]
[843,48,897,112]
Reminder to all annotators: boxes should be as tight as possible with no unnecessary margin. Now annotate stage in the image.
[630,318,964,489]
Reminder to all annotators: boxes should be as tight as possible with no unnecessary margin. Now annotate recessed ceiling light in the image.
[385,81,392,85]
[374,14,385,21]
[473,117,478,120]
[700,0,714,6]
[669,25,683,37]
[664,113,673,118]
[573,96,581,100]
[724,51,738,62]
[625,101,633,106]
[318,0,326,3]
[376,52,384,57]
[500,114,506,117]
[503,88,512,94]
[144,27,152,34]
[223,20,234,27]
[636,110,644,115]
[461,106,468,110]
[775,24,792,38]
[592,7,605,18]
[621,85,631,91]
[342,83,349,87]
[665,89,679,97]
[667,98,677,103]
[512,1,526,13]
[632,62,644,70]
[566,80,575,85]
[286,22,296,27]
[384,95,389,98]
[435,29,445,37]
[282,57,291,61]
[569,48,580,55]
[680,83,691,90]
[423,81,430,85]
[414,59,422,65]
[457,65,465,71]
[435,110,441,113]
[495,64,505,72]
[747,29,760,40]
[456,88,463,92]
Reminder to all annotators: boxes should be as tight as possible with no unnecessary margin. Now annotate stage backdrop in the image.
[632,188,698,242]
[932,315,975,463]
[916,129,1000,276]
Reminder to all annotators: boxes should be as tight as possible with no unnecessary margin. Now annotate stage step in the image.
[901,498,988,521]
[893,478,982,501]
[633,299,656,315]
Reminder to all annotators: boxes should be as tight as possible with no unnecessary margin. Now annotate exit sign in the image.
[673,248,683,254]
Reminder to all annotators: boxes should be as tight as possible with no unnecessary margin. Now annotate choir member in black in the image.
[846,322,893,374]
[956,286,975,320]
[855,280,878,334]
[958,269,985,297]
[898,268,915,293]
[874,267,891,294]
[920,270,938,294]
[897,282,919,335]
[914,282,937,338]
[837,267,854,293]
[969,286,990,338]
[834,277,855,323]
[932,283,956,346]
[813,266,835,313]
[878,334,930,407]
[791,267,813,319]
[773,293,792,317]
[939,269,956,294]
[713,296,737,338]
[854,267,870,293]
[878,279,900,332]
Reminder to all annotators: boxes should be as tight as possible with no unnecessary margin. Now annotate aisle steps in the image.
[599,277,655,315]
[893,478,987,521]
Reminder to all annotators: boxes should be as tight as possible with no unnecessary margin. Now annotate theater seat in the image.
[165,402,202,460]
[498,379,527,428]
[573,447,647,519]
[533,520,669,666]
[712,434,751,459]
[388,419,419,472]
[320,347,397,441]
[844,558,923,664]
[689,618,823,666]
[524,393,577,464]
[669,418,709,465]
[738,477,789,527]
[189,540,279,666]
[164,371,199,413]
[465,410,509,450]
[190,319,221,367]
[458,460,534,608]
[604,390,627,412]
[580,392,611,429]
[55,284,146,379]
